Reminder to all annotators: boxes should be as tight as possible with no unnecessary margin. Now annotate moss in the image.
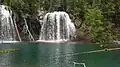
[0,49,19,55]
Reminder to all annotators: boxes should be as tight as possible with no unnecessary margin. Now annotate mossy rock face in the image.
[0,49,19,55]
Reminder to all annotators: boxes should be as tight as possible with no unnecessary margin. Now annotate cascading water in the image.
[22,17,35,41]
[38,11,76,42]
[0,5,20,42]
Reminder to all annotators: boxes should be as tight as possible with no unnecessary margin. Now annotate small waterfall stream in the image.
[38,11,76,42]
[0,5,21,42]
[23,17,35,41]
[0,5,16,41]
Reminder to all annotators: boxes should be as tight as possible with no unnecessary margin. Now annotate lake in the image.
[0,42,120,67]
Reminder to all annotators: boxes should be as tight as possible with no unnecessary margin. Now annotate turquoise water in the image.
[0,42,120,67]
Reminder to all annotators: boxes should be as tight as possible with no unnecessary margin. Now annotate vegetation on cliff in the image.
[3,0,120,44]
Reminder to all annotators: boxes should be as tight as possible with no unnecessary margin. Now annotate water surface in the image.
[0,42,120,67]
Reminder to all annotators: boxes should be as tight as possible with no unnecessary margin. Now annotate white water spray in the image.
[38,11,76,42]
[0,5,21,42]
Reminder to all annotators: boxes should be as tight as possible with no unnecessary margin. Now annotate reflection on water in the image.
[37,43,75,67]
[0,43,120,67]
[0,54,11,67]
[0,44,12,67]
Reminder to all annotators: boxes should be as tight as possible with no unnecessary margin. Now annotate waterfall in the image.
[38,11,76,42]
[23,18,35,41]
[0,5,21,42]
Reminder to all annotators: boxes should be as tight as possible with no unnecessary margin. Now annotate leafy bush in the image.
[84,7,116,44]
[4,0,40,16]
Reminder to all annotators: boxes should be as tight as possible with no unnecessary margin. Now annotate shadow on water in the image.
[0,42,120,67]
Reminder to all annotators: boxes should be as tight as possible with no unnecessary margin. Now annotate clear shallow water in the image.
[0,42,120,67]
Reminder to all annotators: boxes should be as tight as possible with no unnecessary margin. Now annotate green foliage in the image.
[84,7,116,44]
[4,0,41,16]
[3,0,119,43]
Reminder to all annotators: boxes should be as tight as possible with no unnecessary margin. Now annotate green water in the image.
[0,42,120,67]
